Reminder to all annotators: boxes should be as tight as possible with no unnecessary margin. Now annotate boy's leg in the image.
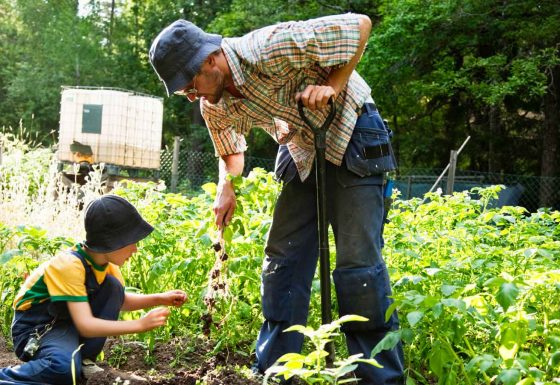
[81,275,124,360]
[255,173,319,372]
[0,321,81,385]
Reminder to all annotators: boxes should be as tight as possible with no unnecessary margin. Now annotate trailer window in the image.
[82,104,103,134]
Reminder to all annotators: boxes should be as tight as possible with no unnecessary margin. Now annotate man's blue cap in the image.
[149,20,222,96]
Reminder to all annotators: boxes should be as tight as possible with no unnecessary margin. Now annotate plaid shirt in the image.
[201,14,373,181]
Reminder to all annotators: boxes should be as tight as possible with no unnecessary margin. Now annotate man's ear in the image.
[205,53,216,67]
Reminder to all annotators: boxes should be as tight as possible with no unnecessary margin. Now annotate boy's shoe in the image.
[82,359,147,383]
[82,358,105,378]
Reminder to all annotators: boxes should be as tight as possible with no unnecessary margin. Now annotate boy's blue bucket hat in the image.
[84,195,153,253]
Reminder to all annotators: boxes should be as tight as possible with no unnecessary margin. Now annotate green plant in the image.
[263,315,383,384]
[385,189,560,385]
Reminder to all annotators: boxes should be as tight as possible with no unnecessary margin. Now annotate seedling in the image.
[264,315,382,385]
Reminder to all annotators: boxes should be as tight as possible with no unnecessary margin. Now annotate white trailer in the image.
[57,86,163,185]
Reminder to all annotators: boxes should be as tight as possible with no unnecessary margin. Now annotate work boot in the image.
[82,358,105,378]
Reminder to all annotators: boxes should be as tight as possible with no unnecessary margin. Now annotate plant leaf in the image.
[406,311,424,327]
[496,283,519,312]
[370,330,402,358]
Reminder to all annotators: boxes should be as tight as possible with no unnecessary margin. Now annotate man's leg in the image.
[328,163,404,385]
[255,173,319,372]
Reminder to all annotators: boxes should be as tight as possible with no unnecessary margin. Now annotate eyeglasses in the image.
[174,76,198,102]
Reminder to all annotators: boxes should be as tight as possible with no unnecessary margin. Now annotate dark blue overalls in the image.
[0,250,124,385]
[255,103,404,385]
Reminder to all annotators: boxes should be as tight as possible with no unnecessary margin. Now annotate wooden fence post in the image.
[446,150,458,195]
[406,176,412,199]
[170,136,180,192]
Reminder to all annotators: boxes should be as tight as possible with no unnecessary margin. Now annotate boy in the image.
[0,195,187,385]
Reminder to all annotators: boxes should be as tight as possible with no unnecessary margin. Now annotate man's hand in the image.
[139,307,171,332]
[213,179,236,229]
[296,85,337,111]
[159,290,187,307]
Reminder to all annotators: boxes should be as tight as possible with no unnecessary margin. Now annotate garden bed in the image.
[0,335,263,385]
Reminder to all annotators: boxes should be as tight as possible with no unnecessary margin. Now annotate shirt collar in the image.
[76,243,108,272]
[222,39,246,88]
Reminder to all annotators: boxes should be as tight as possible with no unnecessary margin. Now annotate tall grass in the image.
[0,132,105,241]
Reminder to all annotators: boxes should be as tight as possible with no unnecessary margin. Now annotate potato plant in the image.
[385,187,560,384]
[0,137,558,384]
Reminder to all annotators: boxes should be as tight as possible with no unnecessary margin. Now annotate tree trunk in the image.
[540,65,560,208]
[488,105,500,173]
[108,0,115,51]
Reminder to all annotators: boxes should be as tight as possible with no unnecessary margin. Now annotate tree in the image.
[360,0,560,195]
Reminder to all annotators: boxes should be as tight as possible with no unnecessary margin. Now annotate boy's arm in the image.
[121,290,187,312]
[67,302,170,338]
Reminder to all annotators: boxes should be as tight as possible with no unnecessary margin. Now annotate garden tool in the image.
[297,99,337,365]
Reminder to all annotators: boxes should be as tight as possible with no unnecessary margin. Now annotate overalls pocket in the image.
[344,106,397,178]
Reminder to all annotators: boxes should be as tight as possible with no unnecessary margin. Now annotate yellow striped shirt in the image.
[13,245,124,311]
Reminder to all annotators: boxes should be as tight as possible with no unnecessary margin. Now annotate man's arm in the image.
[67,302,170,338]
[297,14,372,110]
[213,152,244,229]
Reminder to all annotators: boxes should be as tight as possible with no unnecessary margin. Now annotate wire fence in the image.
[160,148,560,211]
[160,146,276,192]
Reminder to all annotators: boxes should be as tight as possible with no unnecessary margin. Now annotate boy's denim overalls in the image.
[255,103,405,385]
[0,251,124,385]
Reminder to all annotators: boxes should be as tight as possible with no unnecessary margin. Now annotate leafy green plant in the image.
[1,137,559,383]
[385,189,560,385]
[263,315,382,385]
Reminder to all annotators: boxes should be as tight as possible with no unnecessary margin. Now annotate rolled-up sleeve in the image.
[259,14,362,73]
[201,101,248,157]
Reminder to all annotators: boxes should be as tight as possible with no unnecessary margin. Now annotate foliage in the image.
[360,0,560,175]
[385,187,560,384]
[1,0,559,173]
[1,142,559,383]
[263,315,384,385]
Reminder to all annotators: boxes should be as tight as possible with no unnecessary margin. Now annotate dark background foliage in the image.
[0,0,558,180]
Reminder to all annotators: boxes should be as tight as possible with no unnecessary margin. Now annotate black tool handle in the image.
[297,99,337,150]
[297,97,336,366]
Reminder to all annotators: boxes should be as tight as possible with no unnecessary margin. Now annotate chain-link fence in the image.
[160,148,560,211]
[160,147,275,192]
[394,169,560,212]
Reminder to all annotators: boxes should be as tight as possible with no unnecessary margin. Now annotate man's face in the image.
[175,65,225,104]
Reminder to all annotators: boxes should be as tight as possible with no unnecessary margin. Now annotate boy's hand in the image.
[140,307,170,331]
[160,290,187,307]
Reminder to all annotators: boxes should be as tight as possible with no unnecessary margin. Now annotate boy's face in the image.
[105,243,138,266]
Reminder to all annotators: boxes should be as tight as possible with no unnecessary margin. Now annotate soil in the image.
[0,335,266,385]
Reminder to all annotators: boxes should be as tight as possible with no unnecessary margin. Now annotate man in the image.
[149,14,403,385]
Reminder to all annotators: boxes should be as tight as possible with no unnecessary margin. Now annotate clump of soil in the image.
[0,337,19,368]
[99,337,261,385]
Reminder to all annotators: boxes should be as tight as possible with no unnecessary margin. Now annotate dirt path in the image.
[0,335,263,385]
[0,337,19,368]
